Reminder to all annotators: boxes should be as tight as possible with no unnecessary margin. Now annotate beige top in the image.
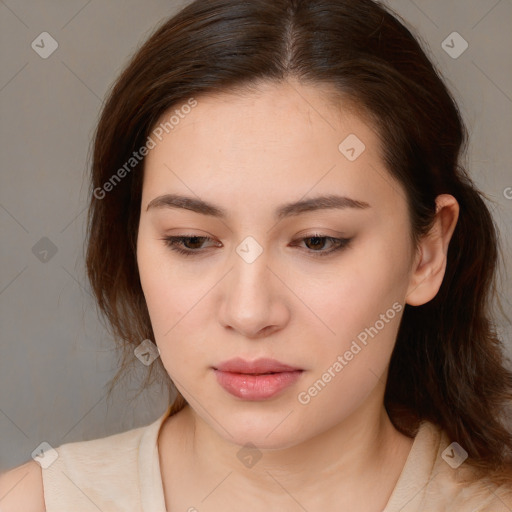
[41,406,512,511]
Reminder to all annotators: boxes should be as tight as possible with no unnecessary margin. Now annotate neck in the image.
[162,383,413,508]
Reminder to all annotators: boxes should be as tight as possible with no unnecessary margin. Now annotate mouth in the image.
[212,358,304,400]
[213,357,303,374]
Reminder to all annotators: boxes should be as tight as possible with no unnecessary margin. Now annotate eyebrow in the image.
[146,193,370,221]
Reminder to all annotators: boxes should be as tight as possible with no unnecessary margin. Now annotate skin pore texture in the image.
[136,79,459,511]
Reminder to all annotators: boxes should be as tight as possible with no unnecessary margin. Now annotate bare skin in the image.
[157,377,414,511]
[136,79,459,511]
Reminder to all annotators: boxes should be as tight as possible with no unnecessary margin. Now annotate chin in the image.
[210,406,311,450]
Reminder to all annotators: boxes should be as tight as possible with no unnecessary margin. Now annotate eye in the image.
[161,235,219,257]
[291,234,352,257]
[160,234,352,258]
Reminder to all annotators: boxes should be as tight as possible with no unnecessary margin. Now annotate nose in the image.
[218,248,291,339]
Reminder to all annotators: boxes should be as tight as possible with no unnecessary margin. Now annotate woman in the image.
[2,0,511,510]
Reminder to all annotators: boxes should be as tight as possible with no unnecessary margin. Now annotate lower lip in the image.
[214,370,303,400]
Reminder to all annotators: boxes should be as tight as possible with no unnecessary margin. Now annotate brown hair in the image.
[85,0,512,485]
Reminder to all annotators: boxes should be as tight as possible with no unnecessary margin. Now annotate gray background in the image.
[1,0,511,471]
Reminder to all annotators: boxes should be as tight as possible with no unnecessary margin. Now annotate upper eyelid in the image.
[166,234,343,243]
[164,234,349,251]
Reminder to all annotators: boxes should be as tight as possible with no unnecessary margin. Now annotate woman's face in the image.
[137,80,418,449]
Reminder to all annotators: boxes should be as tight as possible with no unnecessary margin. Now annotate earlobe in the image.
[406,194,459,306]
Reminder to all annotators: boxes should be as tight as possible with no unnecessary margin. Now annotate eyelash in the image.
[160,234,352,258]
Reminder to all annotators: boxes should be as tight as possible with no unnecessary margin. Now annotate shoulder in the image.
[0,409,170,512]
[52,420,149,464]
[445,477,512,511]
[390,420,512,511]
[0,423,147,512]
[0,460,46,512]
[426,423,512,510]
[42,423,149,508]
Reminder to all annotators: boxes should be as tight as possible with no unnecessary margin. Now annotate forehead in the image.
[141,80,403,219]
[151,79,372,147]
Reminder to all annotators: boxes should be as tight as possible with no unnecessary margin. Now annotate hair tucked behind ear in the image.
[85,0,512,486]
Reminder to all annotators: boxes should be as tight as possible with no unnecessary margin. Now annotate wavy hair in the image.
[85,0,512,485]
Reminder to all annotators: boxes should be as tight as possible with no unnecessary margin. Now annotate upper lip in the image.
[213,357,302,374]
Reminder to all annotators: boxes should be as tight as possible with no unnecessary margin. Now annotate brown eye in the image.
[292,234,352,257]
[161,235,218,256]
[161,234,351,258]
[303,236,329,251]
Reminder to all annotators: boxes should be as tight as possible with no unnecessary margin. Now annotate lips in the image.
[213,358,304,400]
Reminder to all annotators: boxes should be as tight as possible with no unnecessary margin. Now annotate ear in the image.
[406,194,460,306]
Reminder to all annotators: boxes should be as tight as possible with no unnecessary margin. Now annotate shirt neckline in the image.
[138,407,440,512]
[382,420,441,511]
[139,405,172,512]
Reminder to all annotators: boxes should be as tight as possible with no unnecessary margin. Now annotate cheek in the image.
[136,221,411,376]
[294,262,405,416]
[137,233,194,332]
[137,238,215,375]
[137,243,181,362]
[301,246,408,343]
